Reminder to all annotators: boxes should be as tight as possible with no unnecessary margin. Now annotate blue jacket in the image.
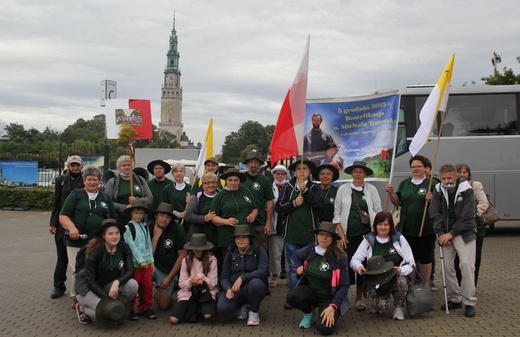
[220,242,268,291]
[294,243,351,315]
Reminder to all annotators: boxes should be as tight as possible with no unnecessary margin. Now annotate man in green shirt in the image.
[147,159,172,211]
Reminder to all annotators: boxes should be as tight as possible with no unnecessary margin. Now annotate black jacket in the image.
[50,174,84,235]
[80,242,134,298]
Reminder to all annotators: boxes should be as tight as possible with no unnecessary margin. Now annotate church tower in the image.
[159,13,183,142]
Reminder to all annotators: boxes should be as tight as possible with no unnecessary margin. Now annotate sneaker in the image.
[75,303,92,325]
[269,277,278,287]
[128,310,138,321]
[371,308,383,314]
[51,287,65,299]
[247,311,260,326]
[299,312,314,328]
[392,307,405,320]
[143,309,158,320]
[236,304,248,320]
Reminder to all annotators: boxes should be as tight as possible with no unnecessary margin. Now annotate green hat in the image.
[220,168,246,183]
[204,157,219,166]
[243,151,265,165]
[311,221,341,241]
[153,202,175,217]
[124,199,150,214]
[228,225,255,239]
[184,233,214,250]
[344,161,374,176]
[95,218,126,237]
[95,295,130,327]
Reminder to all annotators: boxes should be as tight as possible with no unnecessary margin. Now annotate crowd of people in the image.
[48,152,488,332]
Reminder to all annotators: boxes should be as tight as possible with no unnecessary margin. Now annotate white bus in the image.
[381,84,520,221]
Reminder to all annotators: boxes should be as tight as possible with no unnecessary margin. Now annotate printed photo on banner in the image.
[305,91,400,181]
[104,99,153,140]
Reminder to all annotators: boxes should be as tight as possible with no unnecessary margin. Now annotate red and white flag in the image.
[270,37,309,164]
[104,99,153,139]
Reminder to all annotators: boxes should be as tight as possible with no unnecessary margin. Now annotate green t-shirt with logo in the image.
[147,178,173,210]
[372,239,403,267]
[242,173,275,227]
[305,255,333,300]
[151,222,187,274]
[161,183,192,213]
[397,178,434,236]
[60,190,116,248]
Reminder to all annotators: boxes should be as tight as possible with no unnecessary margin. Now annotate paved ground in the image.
[1,209,518,337]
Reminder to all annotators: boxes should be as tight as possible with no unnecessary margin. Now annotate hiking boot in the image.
[440,300,462,310]
[246,311,260,326]
[236,304,248,319]
[299,312,314,328]
[465,305,476,318]
[75,303,92,325]
[51,287,65,299]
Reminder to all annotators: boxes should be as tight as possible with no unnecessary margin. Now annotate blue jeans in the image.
[153,268,178,297]
[217,278,266,314]
[284,242,308,289]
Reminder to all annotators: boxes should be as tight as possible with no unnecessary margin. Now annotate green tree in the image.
[481,56,520,85]
[220,121,274,164]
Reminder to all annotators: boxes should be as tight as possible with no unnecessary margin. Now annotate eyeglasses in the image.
[203,181,217,185]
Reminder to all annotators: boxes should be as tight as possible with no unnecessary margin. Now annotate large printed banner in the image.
[105,99,153,140]
[305,91,400,181]
[0,161,38,187]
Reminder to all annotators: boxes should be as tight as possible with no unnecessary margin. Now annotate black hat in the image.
[288,156,317,172]
[95,218,126,237]
[218,165,236,176]
[344,161,374,176]
[133,167,149,181]
[220,168,246,183]
[153,202,175,217]
[184,233,214,250]
[311,221,341,241]
[147,160,171,175]
[124,199,150,214]
[363,256,397,288]
[95,295,130,327]
[243,151,265,165]
[228,225,256,239]
[204,157,219,166]
[312,164,340,182]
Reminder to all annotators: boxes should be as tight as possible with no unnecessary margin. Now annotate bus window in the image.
[395,107,408,156]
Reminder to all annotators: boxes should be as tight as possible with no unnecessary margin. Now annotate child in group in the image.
[123,199,157,320]
[169,233,218,324]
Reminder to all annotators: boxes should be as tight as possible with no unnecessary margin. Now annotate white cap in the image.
[271,165,288,175]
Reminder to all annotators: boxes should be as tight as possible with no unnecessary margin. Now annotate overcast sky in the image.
[1,0,518,153]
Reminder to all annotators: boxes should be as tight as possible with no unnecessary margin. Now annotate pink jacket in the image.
[177,254,218,301]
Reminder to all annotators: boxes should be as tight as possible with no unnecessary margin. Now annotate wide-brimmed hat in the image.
[371,273,398,295]
[95,295,130,327]
[363,256,396,276]
[124,199,150,214]
[220,168,246,183]
[312,164,340,182]
[95,218,126,237]
[184,233,214,250]
[228,225,256,238]
[147,159,171,175]
[364,268,398,288]
[243,151,264,165]
[288,156,317,173]
[204,157,219,166]
[344,161,374,176]
[153,202,175,217]
[218,165,235,176]
[132,167,149,181]
[271,164,289,175]
[311,221,341,241]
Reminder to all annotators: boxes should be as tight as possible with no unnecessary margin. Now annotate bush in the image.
[0,187,54,210]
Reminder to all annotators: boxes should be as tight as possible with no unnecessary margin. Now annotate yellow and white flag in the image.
[195,118,214,178]
[409,54,455,156]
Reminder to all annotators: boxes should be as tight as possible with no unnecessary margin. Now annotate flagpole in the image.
[418,111,447,237]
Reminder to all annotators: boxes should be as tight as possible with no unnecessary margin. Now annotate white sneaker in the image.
[236,304,248,320]
[247,311,260,326]
[393,307,405,320]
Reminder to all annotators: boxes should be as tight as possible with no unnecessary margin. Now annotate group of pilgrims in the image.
[49,151,484,334]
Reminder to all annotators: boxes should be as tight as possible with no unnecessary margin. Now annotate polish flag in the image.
[105,99,153,139]
[270,37,309,165]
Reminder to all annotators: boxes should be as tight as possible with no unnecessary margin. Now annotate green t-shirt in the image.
[347,189,371,238]
[151,222,187,274]
[305,255,333,300]
[147,178,173,210]
[397,178,434,236]
[318,185,338,223]
[60,190,117,247]
[161,182,192,213]
[99,249,124,287]
[197,194,219,248]
[210,187,256,248]
[242,173,275,227]
[115,179,146,224]
[372,239,403,267]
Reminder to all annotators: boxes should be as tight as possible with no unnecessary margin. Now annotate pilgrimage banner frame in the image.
[305,91,400,182]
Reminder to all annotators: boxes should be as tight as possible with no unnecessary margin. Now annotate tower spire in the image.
[165,11,180,74]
